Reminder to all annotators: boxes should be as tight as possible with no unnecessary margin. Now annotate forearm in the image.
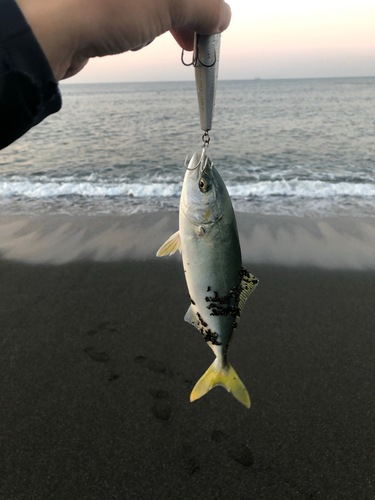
[15,0,84,80]
[0,0,61,149]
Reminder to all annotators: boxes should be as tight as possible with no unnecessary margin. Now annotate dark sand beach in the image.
[0,213,375,499]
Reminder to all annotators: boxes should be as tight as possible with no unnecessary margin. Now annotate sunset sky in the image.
[66,0,375,83]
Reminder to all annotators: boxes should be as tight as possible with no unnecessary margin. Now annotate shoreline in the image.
[0,211,375,269]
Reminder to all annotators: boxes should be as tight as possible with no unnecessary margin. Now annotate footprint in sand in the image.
[84,346,110,362]
[84,348,120,381]
[211,430,254,467]
[181,444,200,475]
[98,321,118,333]
[149,388,172,421]
[134,355,170,375]
[134,356,174,420]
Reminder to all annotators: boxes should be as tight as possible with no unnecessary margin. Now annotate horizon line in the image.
[60,75,375,85]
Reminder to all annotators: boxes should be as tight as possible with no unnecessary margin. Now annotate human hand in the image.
[15,0,231,81]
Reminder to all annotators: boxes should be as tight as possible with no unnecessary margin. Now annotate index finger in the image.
[170,0,231,51]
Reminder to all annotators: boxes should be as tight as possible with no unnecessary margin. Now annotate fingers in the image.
[16,0,232,81]
[171,0,231,36]
[170,0,231,51]
[170,26,195,51]
[130,39,155,52]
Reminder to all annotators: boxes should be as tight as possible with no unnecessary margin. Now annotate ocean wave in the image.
[0,180,182,198]
[228,179,375,199]
[1,177,374,201]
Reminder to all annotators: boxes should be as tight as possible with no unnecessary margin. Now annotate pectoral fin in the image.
[156,231,181,256]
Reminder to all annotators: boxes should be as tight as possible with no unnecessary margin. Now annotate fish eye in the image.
[199,176,211,192]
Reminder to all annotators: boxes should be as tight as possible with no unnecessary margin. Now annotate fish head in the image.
[181,152,226,225]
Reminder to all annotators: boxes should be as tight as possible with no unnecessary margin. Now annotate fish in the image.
[157,151,258,408]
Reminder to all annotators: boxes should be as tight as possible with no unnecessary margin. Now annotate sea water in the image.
[0,77,374,217]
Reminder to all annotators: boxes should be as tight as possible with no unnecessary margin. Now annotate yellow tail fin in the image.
[190,359,250,409]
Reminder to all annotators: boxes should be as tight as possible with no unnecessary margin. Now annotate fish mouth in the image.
[185,153,200,175]
[185,152,213,179]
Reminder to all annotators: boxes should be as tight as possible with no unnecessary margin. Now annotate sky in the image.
[66,0,375,83]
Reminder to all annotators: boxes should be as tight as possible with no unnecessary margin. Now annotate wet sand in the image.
[0,213,374,499]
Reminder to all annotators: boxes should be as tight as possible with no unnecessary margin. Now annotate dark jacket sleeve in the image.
[0,0,62,150]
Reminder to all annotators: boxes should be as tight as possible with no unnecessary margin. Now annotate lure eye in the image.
[199,176,210,192]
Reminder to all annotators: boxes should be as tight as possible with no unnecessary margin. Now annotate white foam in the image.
[2,177,375,200]
[228,179,375,199]
[1,176,375,217]
[0,180,182,199]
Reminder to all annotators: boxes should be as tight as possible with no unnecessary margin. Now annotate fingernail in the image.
[219,2,232,32]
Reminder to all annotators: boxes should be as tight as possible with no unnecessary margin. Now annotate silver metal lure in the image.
[181,33,221,140]
[181,33,221,169]
[194,33,221,136]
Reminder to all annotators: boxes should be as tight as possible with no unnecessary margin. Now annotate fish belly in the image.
[180,212,242,348]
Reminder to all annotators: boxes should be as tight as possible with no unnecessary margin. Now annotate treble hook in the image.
[181,34,217,68]
[184,154,198,171]
[184,146,210,172]
[181,49,217,68]
[181,49,196,67]
[184,153,201,171]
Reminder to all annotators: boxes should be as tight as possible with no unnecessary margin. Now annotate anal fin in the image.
[184,305,199,330]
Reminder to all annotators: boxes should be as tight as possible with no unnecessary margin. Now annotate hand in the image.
[16,0,231,81]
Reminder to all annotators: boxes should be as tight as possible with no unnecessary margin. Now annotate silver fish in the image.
[157,152,258,408]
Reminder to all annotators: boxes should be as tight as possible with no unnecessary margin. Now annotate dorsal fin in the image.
[238,268,258,312]
[156,231,181,256]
